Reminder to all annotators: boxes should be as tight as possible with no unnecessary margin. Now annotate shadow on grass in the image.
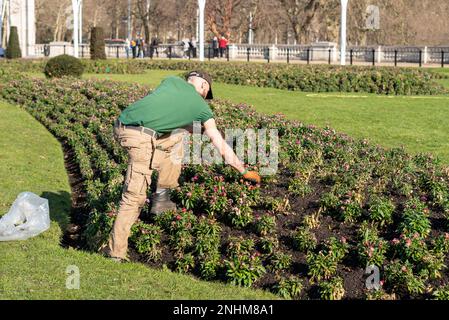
[41,191,72,231]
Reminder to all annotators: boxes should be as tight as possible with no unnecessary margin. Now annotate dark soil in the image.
[60,141,88,250]
[58,143,449,300]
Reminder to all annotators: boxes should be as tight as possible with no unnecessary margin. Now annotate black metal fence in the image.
[35,43,449,68]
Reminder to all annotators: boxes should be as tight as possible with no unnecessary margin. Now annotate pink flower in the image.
[181,208,187,213]
[341,237,347,244]
[192,175,199,182]
[186,192,192,198]
[175,215,182,221]
[405,239,412,247]
[401,266,408,273]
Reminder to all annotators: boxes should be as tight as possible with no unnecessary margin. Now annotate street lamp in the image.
[0,0,5,48]
[248,11,253,44]
[198,0,205,61]
[72,0,82,58]
[340,0,348,65]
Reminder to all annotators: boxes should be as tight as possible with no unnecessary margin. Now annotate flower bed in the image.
[1,69,449,300]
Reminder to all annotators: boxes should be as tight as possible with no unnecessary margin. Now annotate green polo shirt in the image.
[118,76,214,134]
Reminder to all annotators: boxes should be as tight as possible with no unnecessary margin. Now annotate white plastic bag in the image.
[0,192,50,241]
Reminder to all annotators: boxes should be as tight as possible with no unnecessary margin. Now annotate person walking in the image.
[190,37,197,58]
[105,71,261,262]
[212,36,219,58]
[136,36,144,58]
[125,38,131,59]
[219,35,228,58]
[131,39,137,59]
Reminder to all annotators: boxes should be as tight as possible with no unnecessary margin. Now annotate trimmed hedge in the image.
[0,59,447,95]
[44,54,84,79]
[5,26,22,59]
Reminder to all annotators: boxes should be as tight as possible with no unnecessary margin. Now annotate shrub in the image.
[266,252,292,273]
[357,223,388,267]
[254,214,276,236]
[293,227,317,252]
[130,222,162,262]
[258,236,279,255]
[5,26,21,59]
[90,27,106,60]
[272,276,303,299]
[367,195,395,226]
[44,54,84,79]
[433,286,449,300]
[224,237,266,287]
[319,277,345,300]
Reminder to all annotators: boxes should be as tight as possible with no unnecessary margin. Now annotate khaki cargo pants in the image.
[108,121,186,259]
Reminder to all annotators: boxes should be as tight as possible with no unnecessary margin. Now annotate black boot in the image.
[150,189,177,215]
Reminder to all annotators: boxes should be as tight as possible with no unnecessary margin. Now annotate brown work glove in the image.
[242,170,261,184]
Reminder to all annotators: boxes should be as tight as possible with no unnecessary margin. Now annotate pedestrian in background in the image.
[137,36,144,58]
[125,38,130,59]
[190,37,197,58]
[212,36,219,58]
[131,39,137,59]
[219,35,228,58]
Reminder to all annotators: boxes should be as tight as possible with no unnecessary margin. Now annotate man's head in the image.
[186,71,213,100]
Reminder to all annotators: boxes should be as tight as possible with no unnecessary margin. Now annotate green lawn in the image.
[78,70,449,163]
[0,101,276,300]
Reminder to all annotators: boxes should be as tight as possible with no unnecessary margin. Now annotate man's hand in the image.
[242,170,261,184]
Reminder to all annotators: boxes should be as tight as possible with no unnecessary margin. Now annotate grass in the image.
[0,100,276,300]
[74,69,449,163]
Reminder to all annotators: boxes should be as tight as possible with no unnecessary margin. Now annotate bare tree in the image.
[206,0,243,40]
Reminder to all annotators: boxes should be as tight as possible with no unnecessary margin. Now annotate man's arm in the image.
[203,118,261,183]
[203,118,245,173]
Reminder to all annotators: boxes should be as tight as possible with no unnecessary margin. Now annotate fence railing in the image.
[30,43,449,67]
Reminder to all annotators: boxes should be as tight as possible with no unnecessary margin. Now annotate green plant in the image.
[227,204,254,228]
[224,237,266,287]
[272,276,303,299]
[261,196,291,214]
[168,210,197,255]
[432,233,449,255]
[5,26,21,59]
[175,253,195,273]
[307,251,338,282]
[325,237,349,262]
[90,27,107,60]
[258,236,279,254]
[367,195,395,226]
[384,260,426,296]
[267,252,292,273]
[44,54,85,79]
[399,198,431,238]
[254,214,276,236]
[365,288,396,300]
[357,222,388,267]
[293,227,317,252]
[130,222,162,262]
[433,286,449,300]
[319,277,345,300]
[288,177,312,197]
[307,237,348,282]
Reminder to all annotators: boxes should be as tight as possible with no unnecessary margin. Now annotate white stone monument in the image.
[1,0,36,56]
